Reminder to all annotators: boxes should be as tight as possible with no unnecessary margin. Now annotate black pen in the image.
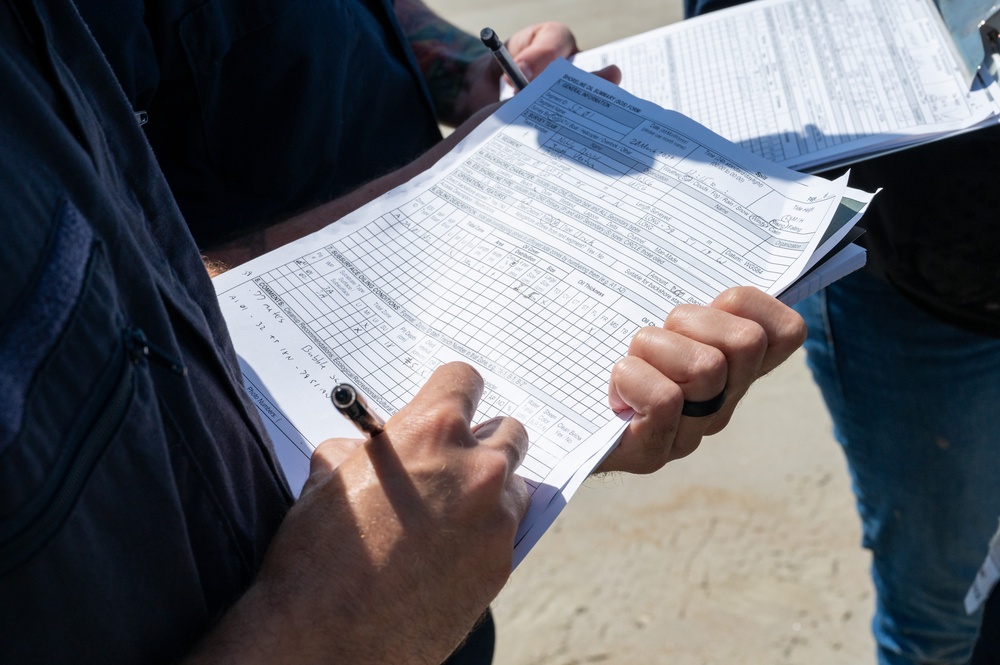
[331,383,385,438]
[480,27,530,91]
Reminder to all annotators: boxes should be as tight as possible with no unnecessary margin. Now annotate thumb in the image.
[590,64,622,86]
[300,437,365,497]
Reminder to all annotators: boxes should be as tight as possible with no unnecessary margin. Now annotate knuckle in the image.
[436,360,484,394]
[415,402,472,440]
[714,285,751,308]
[628,325,659,354]
[649,380,685,415]
[452,449,511,509]
[504,417,530,450]
[689,345,728,384]
[714,285,766,313]
[728,319,768,357]
[475,417,529,465]
[663,304,699,330]
[781,310,809,348]
[473,449,514,492]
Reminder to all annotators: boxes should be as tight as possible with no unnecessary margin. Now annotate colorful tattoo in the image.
[394,0,489,124]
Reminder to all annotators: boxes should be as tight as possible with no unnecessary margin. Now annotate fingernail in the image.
[471,416,505,437]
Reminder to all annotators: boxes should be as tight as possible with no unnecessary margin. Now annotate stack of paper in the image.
[215,60,873,565]
[569,0,1000,173]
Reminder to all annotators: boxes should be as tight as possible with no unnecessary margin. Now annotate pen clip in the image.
[980,7,1000,79]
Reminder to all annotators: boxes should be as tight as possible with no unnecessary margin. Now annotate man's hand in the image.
[437,21,570,124]
[501,22,622,88]
[459,22,622,122]
[201,101,506,270]
[599,287,807,473]
[185,363,530,665]
[494,22,578,89]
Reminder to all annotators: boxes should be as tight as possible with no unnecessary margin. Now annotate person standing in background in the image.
[682,0,1000,663]
[72,0,619,254]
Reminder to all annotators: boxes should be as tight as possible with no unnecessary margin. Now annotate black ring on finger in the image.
[681,388,727,418]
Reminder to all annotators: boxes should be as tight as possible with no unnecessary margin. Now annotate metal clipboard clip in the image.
[979,5,1000,78]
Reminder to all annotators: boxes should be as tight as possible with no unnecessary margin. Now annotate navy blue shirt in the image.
[74,0,444,247]
[0,0,292,660]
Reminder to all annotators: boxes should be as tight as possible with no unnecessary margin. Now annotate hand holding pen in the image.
[266,365,530,663]
[478,24,622,99]
[443,22,611,123]
[481,27,530,91]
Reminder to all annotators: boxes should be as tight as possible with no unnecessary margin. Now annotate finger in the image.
[507,22,577,58]
[471,415,530,474]
[609,325,737,471]
[607,353,723,471]
[590,64,622,86]
[603,355,690,473]
[507,22,577,80]
[314,437,366,470]
[300,436,365,497]
[506,474,531,524]
[620,325,729,407]
[470,418,531,531]
[661,304,767,418]
[709,287,806,375]
[394,361,485,427]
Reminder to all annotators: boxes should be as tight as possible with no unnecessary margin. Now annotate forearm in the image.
[394,0,496,126]
[180,577,403,665]
[202,176,410,274]
[202,104,499,274]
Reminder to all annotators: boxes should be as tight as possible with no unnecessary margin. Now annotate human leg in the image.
[794,270,1000,664]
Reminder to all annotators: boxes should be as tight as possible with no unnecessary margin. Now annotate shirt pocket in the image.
[0,201,139,575]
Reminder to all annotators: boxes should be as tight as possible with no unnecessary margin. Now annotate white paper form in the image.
[571,0,1000,172]
[214,60,858,566]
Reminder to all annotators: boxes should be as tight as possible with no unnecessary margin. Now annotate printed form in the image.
[571,0,1000,172]
[214,60,866,565]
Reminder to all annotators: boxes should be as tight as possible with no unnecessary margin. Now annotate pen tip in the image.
[332,383,356,408]
[480,27,500,49]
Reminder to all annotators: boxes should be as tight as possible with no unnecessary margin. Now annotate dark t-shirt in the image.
[74,0,444,247]
[823,129,1000,336]
[686,0,1000,336]
[0,0,292,661]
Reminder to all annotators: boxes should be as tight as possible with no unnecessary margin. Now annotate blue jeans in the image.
[794,270,1000,664]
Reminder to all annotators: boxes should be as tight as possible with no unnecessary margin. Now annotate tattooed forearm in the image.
[394,0,490,124]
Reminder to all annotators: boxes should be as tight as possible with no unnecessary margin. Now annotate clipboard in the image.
[976,5,1000,79]
[568,0,1000,174]
[937,0,1000,83]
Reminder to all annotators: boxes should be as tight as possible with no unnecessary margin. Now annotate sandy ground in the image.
[423,0,877,661]
[490,351,875,665]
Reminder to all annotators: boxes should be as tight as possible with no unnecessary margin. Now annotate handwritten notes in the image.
[214,60,871,565]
